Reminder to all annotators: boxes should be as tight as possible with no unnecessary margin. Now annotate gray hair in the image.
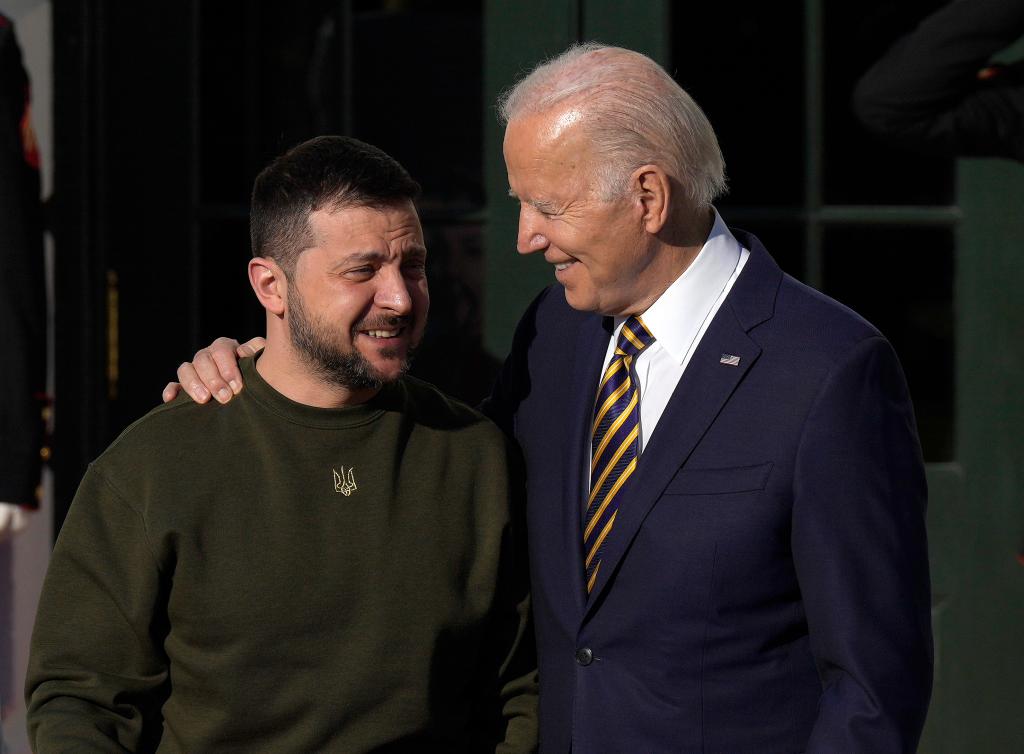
[498,43,727,207]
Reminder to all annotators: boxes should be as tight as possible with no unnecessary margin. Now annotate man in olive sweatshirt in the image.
[25,136,538,752]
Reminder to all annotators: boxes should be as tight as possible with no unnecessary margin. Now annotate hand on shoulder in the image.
[162,337,265,404]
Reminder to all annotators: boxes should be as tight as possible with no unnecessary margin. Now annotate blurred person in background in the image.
[0,13,46,542]
[854,0,1024,162]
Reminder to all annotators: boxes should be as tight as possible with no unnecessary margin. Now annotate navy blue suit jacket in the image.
[484,231,932,753]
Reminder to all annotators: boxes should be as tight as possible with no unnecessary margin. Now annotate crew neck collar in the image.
[242,353,401,429]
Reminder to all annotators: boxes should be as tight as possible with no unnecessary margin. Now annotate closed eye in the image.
[344,266,376,281]
[530,200,561,217]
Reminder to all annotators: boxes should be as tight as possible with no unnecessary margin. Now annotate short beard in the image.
[288,286,414,392]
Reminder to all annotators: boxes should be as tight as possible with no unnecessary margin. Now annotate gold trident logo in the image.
[333,467,357,496]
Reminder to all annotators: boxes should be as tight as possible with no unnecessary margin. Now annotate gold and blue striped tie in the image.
[584,315,655,593]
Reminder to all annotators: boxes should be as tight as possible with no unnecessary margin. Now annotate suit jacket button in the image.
[576,648,594,666]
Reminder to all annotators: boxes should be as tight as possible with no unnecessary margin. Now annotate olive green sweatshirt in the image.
[27,356,537,752]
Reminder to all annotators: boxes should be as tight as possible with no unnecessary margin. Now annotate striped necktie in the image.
[584,315,655,593]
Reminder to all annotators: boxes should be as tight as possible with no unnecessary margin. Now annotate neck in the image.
[256,330,379,408]
[626,206,716,315]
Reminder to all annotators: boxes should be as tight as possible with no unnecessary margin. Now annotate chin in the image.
[562,286,600,314]
[376,358,404,377]
[369,351,413,381]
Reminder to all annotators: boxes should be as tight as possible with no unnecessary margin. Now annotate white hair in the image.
[498,42,727,207]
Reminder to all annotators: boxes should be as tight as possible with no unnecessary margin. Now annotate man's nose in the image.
[375,268,414,315]
[516,210,549,256]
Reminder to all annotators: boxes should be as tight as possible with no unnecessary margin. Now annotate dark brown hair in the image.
[250,135,421,275]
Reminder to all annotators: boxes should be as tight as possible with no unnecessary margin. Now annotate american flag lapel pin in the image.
[719,353,741,366]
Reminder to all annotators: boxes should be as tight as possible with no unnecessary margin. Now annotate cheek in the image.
[599,232,643,277]
[334,295,375,332]
[584,249,617,281]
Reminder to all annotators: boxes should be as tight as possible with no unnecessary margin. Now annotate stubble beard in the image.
[288,287,414,392]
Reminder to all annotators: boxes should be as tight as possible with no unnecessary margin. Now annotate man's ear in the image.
[248,257,287,317]
[630,164,671,234]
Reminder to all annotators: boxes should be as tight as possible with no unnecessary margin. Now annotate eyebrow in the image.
[337,251,388,266]
[507,188,559,214]
[334,245,428,267]
[403,246,428,262]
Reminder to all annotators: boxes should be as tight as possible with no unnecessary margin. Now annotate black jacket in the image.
[0,14,46,506]
[853,0,1024,162]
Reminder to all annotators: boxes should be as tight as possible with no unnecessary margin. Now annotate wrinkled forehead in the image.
[310,200,422,237]
[295,203,424,269]
[504,108,603,195]
[506,105,597,163]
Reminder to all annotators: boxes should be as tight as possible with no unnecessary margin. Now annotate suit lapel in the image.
[582,235,780,613]
[562,314,614,606]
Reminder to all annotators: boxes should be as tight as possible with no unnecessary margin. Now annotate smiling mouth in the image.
[554,260,577,271]
[356,315,413,342]
[361,327,404,339]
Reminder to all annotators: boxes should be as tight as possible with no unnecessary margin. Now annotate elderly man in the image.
[169,45,932,753]
[27,136,537,752]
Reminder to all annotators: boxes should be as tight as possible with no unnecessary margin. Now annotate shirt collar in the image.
[621,208,744,364]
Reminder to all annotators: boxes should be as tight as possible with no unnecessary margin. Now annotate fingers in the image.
[170,336,253,406]
[187,349,233,404]
[208,337,246,399]
[162,382,182,403]
[176,361,213,403]
[236,336,266,358]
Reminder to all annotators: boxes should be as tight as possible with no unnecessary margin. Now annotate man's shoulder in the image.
[511,285,599,351]
[731,234,886,362]
[95,392,250,472]
[398,375,505,440]
[531,284,591,326]
[743,269,903,390]
[776,272,881,345]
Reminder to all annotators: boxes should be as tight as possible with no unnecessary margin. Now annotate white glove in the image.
[0,502,31,542]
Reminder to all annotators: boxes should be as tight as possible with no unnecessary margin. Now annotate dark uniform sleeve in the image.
[852,0,1024,162]
[25,465,171,752]
[0,16,47,506]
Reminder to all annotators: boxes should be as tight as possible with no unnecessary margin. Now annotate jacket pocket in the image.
[663,461,773,495]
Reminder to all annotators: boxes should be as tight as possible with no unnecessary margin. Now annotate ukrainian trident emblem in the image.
[333,467,357,496]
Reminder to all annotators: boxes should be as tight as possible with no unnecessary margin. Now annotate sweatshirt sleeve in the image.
[26,464,171,752]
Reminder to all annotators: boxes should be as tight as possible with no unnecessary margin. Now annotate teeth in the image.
[366,329,400,338]
[555,262,574,271]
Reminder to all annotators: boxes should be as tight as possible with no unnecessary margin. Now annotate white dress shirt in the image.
[595,209,749,455]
